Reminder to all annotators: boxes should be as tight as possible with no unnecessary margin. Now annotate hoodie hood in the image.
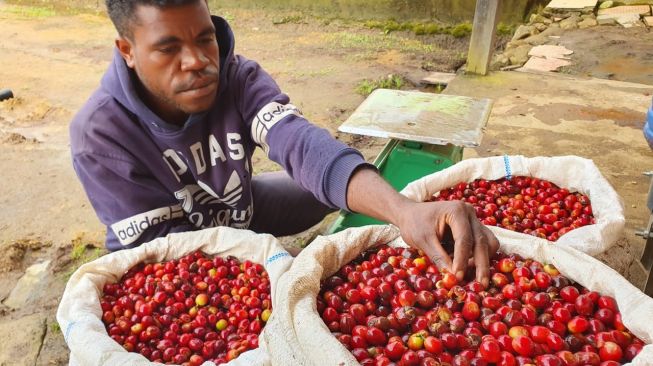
[100,16,235,133]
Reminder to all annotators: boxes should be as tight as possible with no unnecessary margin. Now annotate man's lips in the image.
[178,79,218,97]
[179,78,217,93]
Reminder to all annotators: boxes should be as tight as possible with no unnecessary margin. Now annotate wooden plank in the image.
[467,0,501,76]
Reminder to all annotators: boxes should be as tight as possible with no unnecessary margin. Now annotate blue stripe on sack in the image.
[64,321,76,343]
[503,155,512,180]
[265,252,291,265]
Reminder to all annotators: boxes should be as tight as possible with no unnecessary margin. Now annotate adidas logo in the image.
[195,170,243,208]
[251,102,302,154]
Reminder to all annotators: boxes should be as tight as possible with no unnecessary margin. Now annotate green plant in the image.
[355,74,405,96]
[363,19,476,38]
[496,22,516,36]
[0,4,56,18]
[221,11,235,23]
[327,32,436,58]
[272,14,303,25]
[64,237,105,280]
[525,4,546,23]
[70,239,87,261]
[450,22,472,38]
[50,322,61,334]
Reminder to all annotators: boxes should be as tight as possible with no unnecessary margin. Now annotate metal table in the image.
[327,89,493,233]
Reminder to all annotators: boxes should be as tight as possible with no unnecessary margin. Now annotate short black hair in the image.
[106,0,202,38]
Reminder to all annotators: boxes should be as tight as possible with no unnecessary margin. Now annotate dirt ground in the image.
[0,1,652,365]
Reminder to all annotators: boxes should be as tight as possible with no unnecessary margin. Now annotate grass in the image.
[70,238,87,261]
[272,14,304,25]
[50,321,61,334]
[63,236,105,281]
[363,20,474,38]
[326,32,436,57]
[355,74,405,96]
[221,11,235,23]
[3,0,106,17]
[363,20,517,38]
[0,4,56,18]
[525,4,546,23]
[292,67,335,78]
[496,22,516,36]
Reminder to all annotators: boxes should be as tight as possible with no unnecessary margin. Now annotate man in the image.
[71,0,499,286]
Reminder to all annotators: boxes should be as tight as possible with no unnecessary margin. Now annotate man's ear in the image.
[116,37,136,69]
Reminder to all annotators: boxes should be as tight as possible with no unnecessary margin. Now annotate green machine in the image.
[327,89,493,233]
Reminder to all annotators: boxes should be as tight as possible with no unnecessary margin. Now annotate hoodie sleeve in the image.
[72,152,194,251]
[234,56,374,210]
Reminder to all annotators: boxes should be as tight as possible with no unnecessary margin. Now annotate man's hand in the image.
[346,168,500,287]
[394,200,499,287]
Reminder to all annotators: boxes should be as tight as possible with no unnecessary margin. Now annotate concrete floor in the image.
[447,70,653,290]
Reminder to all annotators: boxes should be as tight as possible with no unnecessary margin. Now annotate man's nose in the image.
[180,46,209,72]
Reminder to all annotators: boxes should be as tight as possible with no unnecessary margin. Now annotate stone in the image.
[540,26,565,36]
[579,17,599,27]
[420,72,456,86]
[560,14,581,28]
[505,39,527,49]
[615,13,644,26]
[528,45,574,59]
[524,34,553,46]
[0,314,46,366]
[2,260,51,309]
[599,0,614,9]
[506,45,533,66]
[597,5,651,15]
[597,14,619,24]
[490,54,510,70]
[581,13,597,19]
[645,15,653,25]
[530,13,553,24]
[524,34,549,46]
[500,65,523,71]
[546,0,599,10]
[512,25,535,41]
[518,56,572,72]
[534,22,549,31]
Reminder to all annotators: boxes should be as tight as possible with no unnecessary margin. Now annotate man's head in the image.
[106,0,220,124]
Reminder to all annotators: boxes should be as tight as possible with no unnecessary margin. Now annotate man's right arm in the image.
[73,152,194,251]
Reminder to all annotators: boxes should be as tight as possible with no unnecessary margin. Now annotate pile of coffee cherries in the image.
[100,251,271,365]
[318,245,644,366]
[429,176,595,242]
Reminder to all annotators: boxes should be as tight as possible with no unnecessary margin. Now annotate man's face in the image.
[117,1,220,123]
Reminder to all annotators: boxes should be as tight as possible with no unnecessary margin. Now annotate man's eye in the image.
[199,37,215,45]
[159,47,178,54]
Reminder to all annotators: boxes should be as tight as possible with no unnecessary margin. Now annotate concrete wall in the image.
[209,0,548,24]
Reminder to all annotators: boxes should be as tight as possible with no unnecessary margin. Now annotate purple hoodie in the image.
[70,16,367,251]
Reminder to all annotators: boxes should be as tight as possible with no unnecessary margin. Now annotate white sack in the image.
[57,227,293,366]
[400,155,625,256]
[263,225,652,366]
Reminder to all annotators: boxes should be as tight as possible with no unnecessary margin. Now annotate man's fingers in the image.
[418,233,453,272]
[482,225,501,257]
[449,202,474,281]
[471,219,490,288]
